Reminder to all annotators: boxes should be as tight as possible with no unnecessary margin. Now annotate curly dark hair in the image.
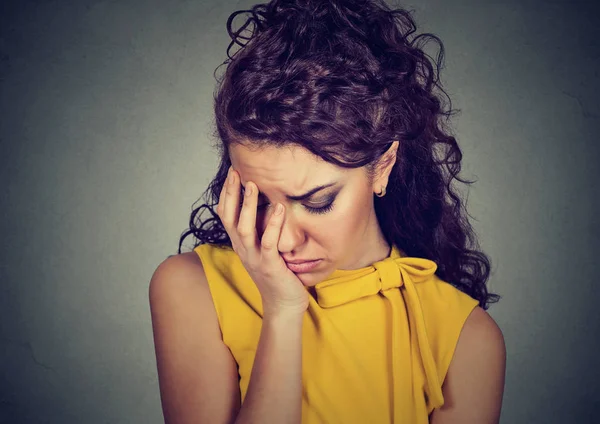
[178,0,500,309]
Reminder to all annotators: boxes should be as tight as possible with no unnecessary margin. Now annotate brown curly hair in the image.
[178,0,500,309]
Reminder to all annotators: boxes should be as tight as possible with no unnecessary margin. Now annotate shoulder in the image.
[450,306,506,377]
[150,251,205,288]
[148,251,209,312]
[453,306,506,376]
[430,306,506,423]
[460,307,505,353]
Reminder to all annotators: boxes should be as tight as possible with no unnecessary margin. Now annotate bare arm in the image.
[149,254,241,424]
[235,311,304,424]
[430,306,506,424]
[150,252,304,424]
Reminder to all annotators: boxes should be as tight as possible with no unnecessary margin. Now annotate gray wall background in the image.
[1,0,598,422]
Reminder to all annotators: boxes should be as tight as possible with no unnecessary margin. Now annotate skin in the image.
[228,140,399,288]
[430,306,506,423]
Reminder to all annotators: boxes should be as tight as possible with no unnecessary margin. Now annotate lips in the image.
[284,259,319,264]
[285,259,322,273]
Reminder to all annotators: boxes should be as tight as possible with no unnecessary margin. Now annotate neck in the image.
[357,208,392,268]
[349,220,391,269]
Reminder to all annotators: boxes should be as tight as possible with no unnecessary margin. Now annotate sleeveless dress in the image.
[194,243,479,423]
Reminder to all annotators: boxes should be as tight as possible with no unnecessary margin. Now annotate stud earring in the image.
[375,186,386,197]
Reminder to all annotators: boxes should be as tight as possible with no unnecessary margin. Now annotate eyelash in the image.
[243,199,335,215]
[304,201,335,215]
[257,201,334,215]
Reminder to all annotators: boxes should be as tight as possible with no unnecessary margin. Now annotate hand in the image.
[216,166,309,317]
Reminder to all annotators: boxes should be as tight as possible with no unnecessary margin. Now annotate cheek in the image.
[310,198,371,237]
[326,199,370,230]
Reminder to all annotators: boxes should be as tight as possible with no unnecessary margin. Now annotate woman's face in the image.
[229,141,397,287]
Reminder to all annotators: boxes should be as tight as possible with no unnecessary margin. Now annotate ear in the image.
[371,140,399,194]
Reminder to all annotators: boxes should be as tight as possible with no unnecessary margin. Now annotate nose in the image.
[277,207,306,254]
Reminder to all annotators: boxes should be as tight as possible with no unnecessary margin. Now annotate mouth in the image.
[284,259,322,273]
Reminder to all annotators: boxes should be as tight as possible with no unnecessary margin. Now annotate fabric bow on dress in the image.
[311,245,444,421]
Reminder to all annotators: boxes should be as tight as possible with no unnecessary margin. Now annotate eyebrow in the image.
[240,181,338,201]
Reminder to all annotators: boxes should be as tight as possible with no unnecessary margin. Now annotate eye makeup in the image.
[240,181,339,201]
[240,187,338,216]
[257,198,336,215]
[303,200,335,215]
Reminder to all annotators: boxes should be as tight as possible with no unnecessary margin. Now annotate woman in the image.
[149,0,506,423]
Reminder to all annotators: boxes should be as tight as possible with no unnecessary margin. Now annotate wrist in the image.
[262,307,306,324]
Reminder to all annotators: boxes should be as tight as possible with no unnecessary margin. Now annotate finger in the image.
[260,202,284,258]
[220,167,240,231]
[227,169,241,227]
[237,181,259,251]
[220,168,242,251]
[216,167,229,217]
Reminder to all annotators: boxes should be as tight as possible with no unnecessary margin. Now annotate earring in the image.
[375,186,386,197]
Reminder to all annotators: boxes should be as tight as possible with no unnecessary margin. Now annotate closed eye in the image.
[256,199,335,215]
[304,201,334,215]
[240,186,338,216]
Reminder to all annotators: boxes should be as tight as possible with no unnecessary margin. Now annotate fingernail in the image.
[275,203,283,215]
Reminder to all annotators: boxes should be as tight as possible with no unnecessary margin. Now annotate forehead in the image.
[229,143,344,190]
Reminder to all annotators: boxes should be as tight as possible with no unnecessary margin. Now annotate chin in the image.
[295,270,326,287]
[294,273,313,285]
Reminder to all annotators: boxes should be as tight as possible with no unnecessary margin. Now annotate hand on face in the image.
[216,166,310,317]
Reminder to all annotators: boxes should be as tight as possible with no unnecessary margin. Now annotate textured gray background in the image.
[1,0,599,423]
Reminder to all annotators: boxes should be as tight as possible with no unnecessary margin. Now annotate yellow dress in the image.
[194,243,479,423]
